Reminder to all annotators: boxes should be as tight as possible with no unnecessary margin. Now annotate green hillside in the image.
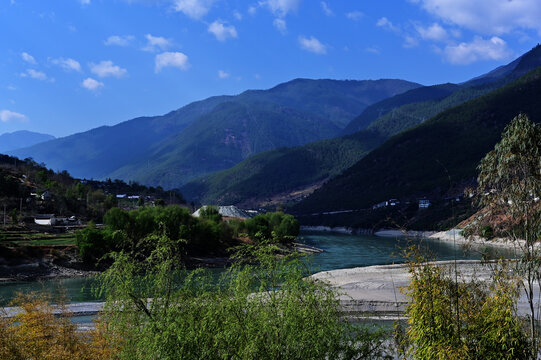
[179,47,541,208]
[10,79,419,186]
[110,101,343,188]
[292,69,541,225]
[181,130,385,206]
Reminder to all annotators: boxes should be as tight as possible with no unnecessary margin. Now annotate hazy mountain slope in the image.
[292,68,541,216]
[180,129,386,206]
[0,131,55,153]
[109,101,343,188]
[344,45,541,138]
[342,83,459,135]
[9,96,230,179]
[9,79,419,182]
[237,78,422,128]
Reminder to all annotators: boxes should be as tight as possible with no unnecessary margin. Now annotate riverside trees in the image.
[475,113,541,354]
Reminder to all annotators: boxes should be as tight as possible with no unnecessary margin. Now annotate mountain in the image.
[180,129,386,207]
[181,45,541,207]
[343,45,541,137]
[10,78,420,186]
[291,68,541,226]
[0,131,55,153]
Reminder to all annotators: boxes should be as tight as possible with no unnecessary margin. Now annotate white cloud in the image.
[416,22,448,41]
[208,21,238,41]
[142,34,171,52]
[365,47,380,54]
[20,69,49,81]
[90,60,127,78]
[346,11,363,21]
[273,18,287,34]
[233,10,242,20]
[298,35,327,55]
[259,0,300,17]
[21,52,36,64]
[0,110,27,123]
[51,57,81,72]
[403,35,419,48]
[320,1,333,16]
[155,52,190,73]
[173,0,215,19]
[376,17,398,32]
[82,77,104,91]
[104,35,134,46]
[443,36,511,65]
[414,0,541,35]
[218,70,229,79]
[79,0,90,4]
[248,6,257,15]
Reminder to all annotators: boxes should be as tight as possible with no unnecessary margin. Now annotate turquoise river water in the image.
[0,230,515,307]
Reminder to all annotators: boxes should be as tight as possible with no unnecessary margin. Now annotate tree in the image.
[475,113,541,354]
[96,239,392,359]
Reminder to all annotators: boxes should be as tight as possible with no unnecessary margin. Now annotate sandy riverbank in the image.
[311,259,539,320]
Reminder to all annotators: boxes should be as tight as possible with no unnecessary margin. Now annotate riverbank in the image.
[311,259,538,320]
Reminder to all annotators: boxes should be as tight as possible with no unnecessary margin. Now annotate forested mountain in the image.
[0,131,55,152]
[181,46,541,207]
[292,68,541,223]
[9,78,419,187]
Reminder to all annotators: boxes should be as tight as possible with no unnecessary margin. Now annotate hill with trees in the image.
[9,79,419,189]
[291,68,541,229]
[181,46,541,208]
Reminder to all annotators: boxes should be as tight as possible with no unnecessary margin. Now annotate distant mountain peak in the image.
[0,131,55,153]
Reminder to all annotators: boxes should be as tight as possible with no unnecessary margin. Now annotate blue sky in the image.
[1,0,540,137]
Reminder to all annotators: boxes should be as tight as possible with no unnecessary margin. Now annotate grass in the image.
[2,230,76,246]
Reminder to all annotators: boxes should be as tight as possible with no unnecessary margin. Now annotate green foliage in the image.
[233,212,300,243]
[474,113,541,355]
[181,129,385,206]
[97,240,391,359]
[76,222,107,263]
[199,205,222,223]
[401,256,530,360]
[294,68,541,228]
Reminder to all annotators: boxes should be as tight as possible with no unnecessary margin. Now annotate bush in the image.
[97,240,391,359]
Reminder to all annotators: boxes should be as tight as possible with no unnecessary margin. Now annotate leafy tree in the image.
[475,113,541,354]
[0,292,114,359]
[96,239,391,359]
[400,254,530,359]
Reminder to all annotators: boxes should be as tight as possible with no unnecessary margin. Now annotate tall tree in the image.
[476,113,541,355]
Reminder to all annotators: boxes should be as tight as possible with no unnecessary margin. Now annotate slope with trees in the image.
[292,68,541,229]
[10,79,419,187]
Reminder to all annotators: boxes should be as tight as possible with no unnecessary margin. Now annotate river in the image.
[0,230,515,307]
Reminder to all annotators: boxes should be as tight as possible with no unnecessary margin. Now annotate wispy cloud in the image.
[90,60,127,78]
[142,34,172,52]
[51,57,81,72]
[298,35,327,55]
[155,52,190,73]
[259,0,300,17]
[443,36,511,64]
[218,70,229,79]
[413,0,541,35]
[0,109,27,122]
[416,23,448,41]
[208,21,238,41]
[273,18,287,34]
[376,17,399,32]
[20,69,50,81]
[82,77,104,91]
[104,35,134,47]
[21,52,37,65]
[173,0,215,19]
[346,11,363,21]
[320,1,333,16]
